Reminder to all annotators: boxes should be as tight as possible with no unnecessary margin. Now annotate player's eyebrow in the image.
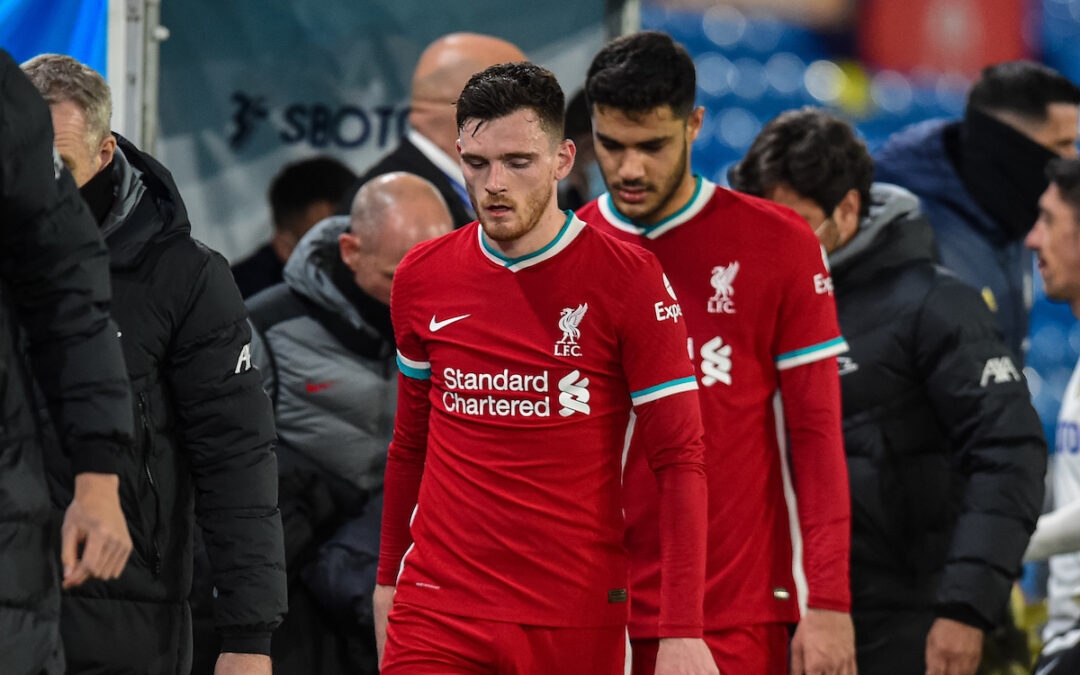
[595,132,671,148]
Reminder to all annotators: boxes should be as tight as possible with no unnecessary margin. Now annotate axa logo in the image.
[234,343,252,374]
[558,370,591,416]
[980,356,1021,387]
[837,356,859,376]
[699,336,733,387]
[555,303,588,357]
[708,262,739,314]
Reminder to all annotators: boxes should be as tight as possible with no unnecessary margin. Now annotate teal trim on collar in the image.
[606,176,703,232]
[480,211,574,267]
[630,375,697,399]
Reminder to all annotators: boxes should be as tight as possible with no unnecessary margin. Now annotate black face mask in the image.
[958,108,1058,241]
[77,160,117,226]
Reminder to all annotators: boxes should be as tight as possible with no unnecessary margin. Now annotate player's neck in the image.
[484,201,567,259]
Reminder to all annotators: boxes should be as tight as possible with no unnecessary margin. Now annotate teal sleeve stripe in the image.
[630,375,698,400]
[396,354,431,380]
[774,336,848,364]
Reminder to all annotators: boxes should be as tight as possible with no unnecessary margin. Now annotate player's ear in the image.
[686,106,705,144]
[554,137,576,182]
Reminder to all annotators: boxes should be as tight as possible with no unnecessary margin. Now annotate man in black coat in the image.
[730,108,1047,675]
[23,53,286,675]
[0,49,134,675]
[337,32,524,227]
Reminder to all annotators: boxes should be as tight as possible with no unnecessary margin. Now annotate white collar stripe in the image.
[407,129,464,187]
[477,212,586,272]
[599,177,717,239]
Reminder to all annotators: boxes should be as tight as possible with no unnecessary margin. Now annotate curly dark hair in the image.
[456,62,565,139]
[728,107,874,219]
[585,31,696,118]
[968,61,1080,123]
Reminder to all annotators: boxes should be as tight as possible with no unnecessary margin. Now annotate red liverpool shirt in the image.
[579,178,852,636]
[377,213,709,634]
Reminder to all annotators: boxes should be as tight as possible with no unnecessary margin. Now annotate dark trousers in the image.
[854,609,936,675]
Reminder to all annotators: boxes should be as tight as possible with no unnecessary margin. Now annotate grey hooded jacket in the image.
[247,215,397,505]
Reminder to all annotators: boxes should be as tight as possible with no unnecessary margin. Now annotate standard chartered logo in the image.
[558,370,591,417]
[440,366,594,418]
[699,336,732,386]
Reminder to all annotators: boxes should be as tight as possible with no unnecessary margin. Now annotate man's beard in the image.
[471,180,553,243]
[607,139,689,224]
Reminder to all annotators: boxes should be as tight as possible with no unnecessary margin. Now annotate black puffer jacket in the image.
[834,183,1046,628]
[0,50,133,675]
[44,135,287,673]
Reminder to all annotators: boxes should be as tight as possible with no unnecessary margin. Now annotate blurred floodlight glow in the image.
[744,17,783,53]
[870,70,913,114]
[697,52,736,97]
[733,58,768,100]
[702,5,747,47]
[718,108,761,148]
[805,60,846,103]
[765,52,806,95]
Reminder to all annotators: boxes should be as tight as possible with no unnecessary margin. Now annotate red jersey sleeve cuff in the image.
[806,595,851,614]
[657,623,704,639]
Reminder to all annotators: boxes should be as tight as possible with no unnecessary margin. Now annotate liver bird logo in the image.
[557,303,588,345]
[708,262,739,314]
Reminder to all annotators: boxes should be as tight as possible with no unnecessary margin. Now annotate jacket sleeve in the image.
[164,249,286,654]
[915,278,1047,629]
[0,49,133,474]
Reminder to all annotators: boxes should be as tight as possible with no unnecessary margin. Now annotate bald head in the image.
[409,32,525,159]
[339,172,453,304]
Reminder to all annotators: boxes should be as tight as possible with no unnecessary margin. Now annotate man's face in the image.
[50,99,111,187]
[345,205,452,305]
[763,183,833,250]
[1028,183,1080,303]
[457,108,571,243]
[1020,103,1080,158]
[591,104,702,224]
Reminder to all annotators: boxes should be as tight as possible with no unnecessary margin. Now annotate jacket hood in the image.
[102,134,191,268]
[873,119,1001,240]
[283,216,368,330]
[830,182,936,284]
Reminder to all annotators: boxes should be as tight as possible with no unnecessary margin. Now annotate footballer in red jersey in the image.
[374,62,718,675]
[580,32,855,675]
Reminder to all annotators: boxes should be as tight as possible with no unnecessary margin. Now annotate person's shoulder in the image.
[397,222,475,277]
[718,187,820,245]
[579,221,661,274]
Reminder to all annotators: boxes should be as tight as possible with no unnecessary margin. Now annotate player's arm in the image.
[618,256,715,674]
[772,228,854,675]
[374,262,432,665]
[913,279,1045,674]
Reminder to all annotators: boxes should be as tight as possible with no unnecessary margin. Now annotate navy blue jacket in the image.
[874,119,1032,359]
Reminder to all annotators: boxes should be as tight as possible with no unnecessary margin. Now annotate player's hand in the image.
[61,472,132,589]
[214,652,272,675]
[374,583,396,666]
[925,618,982,675]
[790,608,856,675]
[654,637,719,675]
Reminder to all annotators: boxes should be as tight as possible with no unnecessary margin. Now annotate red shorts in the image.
[383,602,627,674]
[630,623,789,675]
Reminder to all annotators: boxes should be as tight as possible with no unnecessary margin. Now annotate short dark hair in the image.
[586,31,696,118]
[564,88,592,140]
[1047,158,1080,222]
[968,61,1080,122]
[728,107,874,219]
[456,62,565,139]
[269,156,357,233]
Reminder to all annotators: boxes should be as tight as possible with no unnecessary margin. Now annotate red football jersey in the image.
[579,178,851,635]
[377,213,708,632]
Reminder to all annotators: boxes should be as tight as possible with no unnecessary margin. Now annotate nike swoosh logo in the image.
[429,314,471,332]
[305,381,334,393]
